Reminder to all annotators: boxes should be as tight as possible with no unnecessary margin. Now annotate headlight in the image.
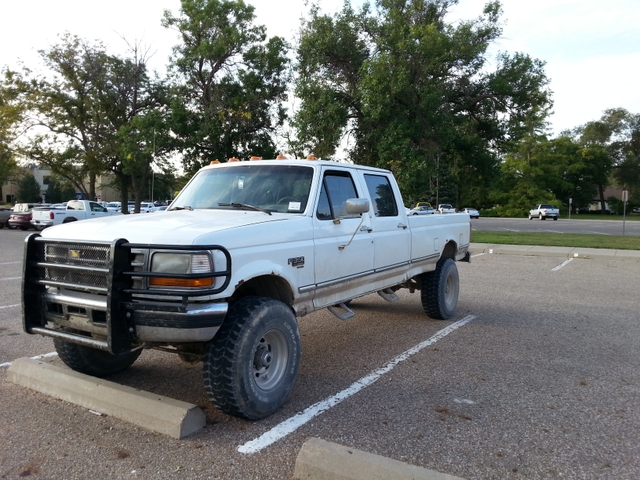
[149,252,214,288]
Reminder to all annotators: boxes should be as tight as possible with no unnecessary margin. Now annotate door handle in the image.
[360,226,373,233]
[397,223,407,229]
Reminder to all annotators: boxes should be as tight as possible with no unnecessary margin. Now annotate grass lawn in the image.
[559,213,640,221]
[471,231,640,250]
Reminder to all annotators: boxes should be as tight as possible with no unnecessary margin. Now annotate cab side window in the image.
[364,174,398,217]
[316,171,358,220]
[90,202,106,212]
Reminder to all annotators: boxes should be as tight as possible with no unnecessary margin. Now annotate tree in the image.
[0,69,24,202]
[574,108,637,211]
[163,0,291,173]
[294,0,553,206]
[9,35,172,213]
[44,175,76,203]
[16,172,42,202]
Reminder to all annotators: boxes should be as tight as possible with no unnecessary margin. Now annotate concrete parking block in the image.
[6,357,205,439]
[294,437,465,480]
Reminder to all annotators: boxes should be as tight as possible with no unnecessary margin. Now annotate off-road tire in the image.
[202,297,301,420]
[53,329,141,377]
[420,258,459,320]
[539,213,545,220]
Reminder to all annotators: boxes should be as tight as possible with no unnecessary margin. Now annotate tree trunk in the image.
[598,184,607,214]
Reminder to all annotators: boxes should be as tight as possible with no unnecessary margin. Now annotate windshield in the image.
[171,164,315,214]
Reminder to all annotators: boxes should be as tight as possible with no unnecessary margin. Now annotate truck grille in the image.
[43,242,111,290]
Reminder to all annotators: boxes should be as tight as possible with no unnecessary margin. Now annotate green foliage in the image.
[16,172,42,202]
[0,69,23,191]
[472,231,640,250]
[45,176,76,203]
[163,0,291,173]
[294,0,553,206]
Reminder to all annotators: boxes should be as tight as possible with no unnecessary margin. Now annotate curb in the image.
[6,357,205,439]
[470,243,640,260]
[294,437,465,480]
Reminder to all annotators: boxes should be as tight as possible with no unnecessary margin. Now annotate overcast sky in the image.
[2,0,638,135]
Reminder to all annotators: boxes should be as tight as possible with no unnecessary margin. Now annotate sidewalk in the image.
[470,243,640,260]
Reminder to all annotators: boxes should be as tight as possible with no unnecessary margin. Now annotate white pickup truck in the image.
[438,204,456,214]
[22,158,471,420]
[31,199,121,228]
[529,204,559,220]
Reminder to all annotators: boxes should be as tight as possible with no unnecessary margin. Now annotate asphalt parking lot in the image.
[1,228,639,479]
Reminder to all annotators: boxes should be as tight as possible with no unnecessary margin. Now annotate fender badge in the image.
[288,256,305,268]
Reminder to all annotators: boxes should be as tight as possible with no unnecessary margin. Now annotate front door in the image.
[312,168,374,308]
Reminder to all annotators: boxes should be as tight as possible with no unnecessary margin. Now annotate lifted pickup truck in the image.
[529,204,559,220]
[31,199,121,228]
[22,158,471,420]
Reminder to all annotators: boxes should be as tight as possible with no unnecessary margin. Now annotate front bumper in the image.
[22,234,232,354]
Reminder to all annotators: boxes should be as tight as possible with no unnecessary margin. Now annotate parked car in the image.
[8,203,51,230]
[0,207,13,229]
[529,204,559,220]
[461,207,480,219]
[437,204,456,214]
[408,205,436,215]
[105,202,121,212]
[9,211,34,230]
[125,202,157,213]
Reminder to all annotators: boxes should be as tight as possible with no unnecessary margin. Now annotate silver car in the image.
[462,207,480,219]
[408,205,436,215]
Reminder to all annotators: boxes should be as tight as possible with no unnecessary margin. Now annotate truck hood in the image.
[41,210,289,245]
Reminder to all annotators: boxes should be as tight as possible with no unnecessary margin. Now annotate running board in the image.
[327,303,355,321]
[378,288,399,303]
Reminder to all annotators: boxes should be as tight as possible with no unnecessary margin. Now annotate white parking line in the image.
[471,253,485,258]
[237,315,477,454]
[0,261,21,265]
[540,230,564,234]
[0,277,22,281]
[498,228,520,232]
[0,351,58,369]
[552,258,573,271]
[0,304,20,310]
[584,231,610,235]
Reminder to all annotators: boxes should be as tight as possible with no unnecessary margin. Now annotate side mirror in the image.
[345,198,370,215]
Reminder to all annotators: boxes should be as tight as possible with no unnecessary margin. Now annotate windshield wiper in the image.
[218,202,272,215]
[169,205,193,211]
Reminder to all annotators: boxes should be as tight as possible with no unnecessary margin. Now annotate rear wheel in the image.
[202,297,301,420]
[54,329,141,377]
[539,214,545,220]
[420,258,459,320]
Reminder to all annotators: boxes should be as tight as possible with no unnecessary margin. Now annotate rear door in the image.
[362,173,411,280]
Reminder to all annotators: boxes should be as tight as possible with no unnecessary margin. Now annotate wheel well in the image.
[442,240,457,260]
[233,275,294,307]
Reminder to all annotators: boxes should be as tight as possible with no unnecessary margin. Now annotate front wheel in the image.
[53,330,141,377]
[202,297,301,420]
[420,258,459,320]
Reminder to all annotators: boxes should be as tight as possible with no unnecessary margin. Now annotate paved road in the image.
[471,216,640,236]
[1,228,639,479]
